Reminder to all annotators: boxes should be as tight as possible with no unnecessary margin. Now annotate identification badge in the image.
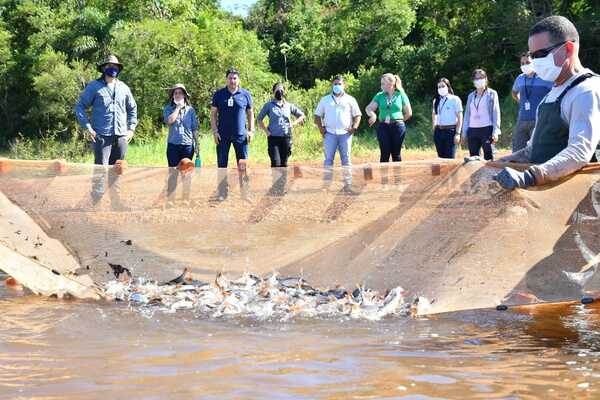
[384,116,390,124]
[227,97,234,107]
[524,101,531,111]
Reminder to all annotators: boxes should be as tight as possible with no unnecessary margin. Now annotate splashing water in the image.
[101,270,429,321]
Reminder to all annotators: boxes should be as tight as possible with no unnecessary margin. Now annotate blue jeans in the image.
[377,122,405,162]
[323,132,352,185]
[323,132,352,167]
[216,136,248,168]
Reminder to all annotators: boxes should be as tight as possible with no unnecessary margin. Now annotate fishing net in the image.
[1,157,600,314]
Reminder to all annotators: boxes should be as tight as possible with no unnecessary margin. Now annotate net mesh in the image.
[1,158,600,314]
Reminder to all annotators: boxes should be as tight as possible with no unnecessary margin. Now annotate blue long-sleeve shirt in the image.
[75,78,137,136]
[163,104,199,145]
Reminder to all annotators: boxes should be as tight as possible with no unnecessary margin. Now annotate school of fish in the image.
[102,269,432,320]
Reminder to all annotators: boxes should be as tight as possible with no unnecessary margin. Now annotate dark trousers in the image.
[433,127,457,159]
[94,135,128,165]
[267,136,292,167]
[166,143,194,167]
[467,126,494,161]
[216,136,248,168]
[91,135,127,205]
[377,122,406,162]
[166,143,194,199]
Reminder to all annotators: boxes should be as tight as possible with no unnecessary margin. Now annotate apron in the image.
[530,73,597,163]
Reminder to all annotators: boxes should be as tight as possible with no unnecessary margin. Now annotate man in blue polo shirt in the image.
[210,68,255,168]
[511,52,553,151]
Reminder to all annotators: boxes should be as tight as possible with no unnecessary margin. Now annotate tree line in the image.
[0,0,598,148]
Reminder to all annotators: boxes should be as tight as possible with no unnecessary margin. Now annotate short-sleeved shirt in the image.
[257,100,304,137]
[314,93,362,135]
[512,73,553,121]
[163,104,199,146]
[433,94,463,126]
[211,86,253,139]
[371,90,410,122]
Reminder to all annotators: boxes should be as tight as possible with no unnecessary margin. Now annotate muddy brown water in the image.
[1,275,600,400]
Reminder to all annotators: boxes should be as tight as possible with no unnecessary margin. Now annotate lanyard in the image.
[437,96,448,115]
[473,89,486,112]
[106,81,116,102]
[385,92,399,110]
[523,75,535,101]
[331,94,344,106]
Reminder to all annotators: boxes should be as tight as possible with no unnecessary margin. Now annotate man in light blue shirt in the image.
[76,54,137,166]
[75,55,137,206]
[511,53,553,151]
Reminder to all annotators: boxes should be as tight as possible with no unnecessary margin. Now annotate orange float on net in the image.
[177,158,194,173]
[51,159,68,174]
[113,159,128,175]
[0,159,11,173]
[293,165,303,178]
[5,277,20,287]
[363,164,374,181]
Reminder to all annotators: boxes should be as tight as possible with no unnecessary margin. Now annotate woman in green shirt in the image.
[365,73,412,162]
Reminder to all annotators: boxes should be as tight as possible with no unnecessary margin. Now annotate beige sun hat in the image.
[168,83,190,99]
[96,54,124,73]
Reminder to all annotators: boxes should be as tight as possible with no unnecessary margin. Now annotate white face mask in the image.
[520,64,535,75]
[473,79,486,89]
[437,87,449,97]
[532,44,565,82]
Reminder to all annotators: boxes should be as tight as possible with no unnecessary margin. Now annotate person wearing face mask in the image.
[431,78,462,159]
[495,16,600,190]
[162,84,199,206]
[462,69,501,161]
[510,53,553,152]
[257,83,306,168]
[314,76,362,186]
[76,54,137,164]
[365,73,412,162]
[164,84,199,167]
[75,54,137,206]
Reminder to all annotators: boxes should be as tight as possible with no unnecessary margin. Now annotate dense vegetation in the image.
[0,0,598,164]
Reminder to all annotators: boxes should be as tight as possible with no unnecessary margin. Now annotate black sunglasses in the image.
[528,41,567,59]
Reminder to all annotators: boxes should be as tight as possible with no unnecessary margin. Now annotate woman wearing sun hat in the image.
[163,83,199,205]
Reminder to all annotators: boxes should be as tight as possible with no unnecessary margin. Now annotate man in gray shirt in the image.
[495,16,600,189]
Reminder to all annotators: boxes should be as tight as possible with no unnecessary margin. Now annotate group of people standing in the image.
[75,15,599,196]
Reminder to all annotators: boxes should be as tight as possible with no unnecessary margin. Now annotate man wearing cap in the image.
[75,55,137,205]
[494,16,600,190]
